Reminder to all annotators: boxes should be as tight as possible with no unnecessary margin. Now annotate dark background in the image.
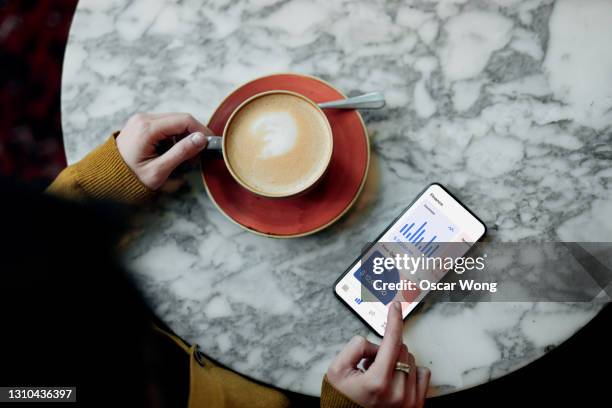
[0,1,610,406]
[0,0,73,188]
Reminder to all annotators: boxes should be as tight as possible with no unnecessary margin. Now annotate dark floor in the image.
[0,1,610,406]
[0,0,75,188]
[427,303,611,406]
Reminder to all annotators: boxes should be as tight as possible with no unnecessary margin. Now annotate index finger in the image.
[148,113,212,142]
[368,302,404,379]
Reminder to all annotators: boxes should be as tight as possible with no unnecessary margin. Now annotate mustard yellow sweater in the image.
[47,134,361,408]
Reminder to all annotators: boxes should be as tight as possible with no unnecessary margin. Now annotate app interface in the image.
[335,184,485,335]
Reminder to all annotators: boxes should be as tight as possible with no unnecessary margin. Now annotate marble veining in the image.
[62,0,611,396]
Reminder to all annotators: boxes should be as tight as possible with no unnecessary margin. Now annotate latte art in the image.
[251,112,297,159]
[225,93,333,197]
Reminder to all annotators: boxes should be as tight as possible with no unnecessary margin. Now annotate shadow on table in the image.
[285,304,611,406]
[427,303,611,407]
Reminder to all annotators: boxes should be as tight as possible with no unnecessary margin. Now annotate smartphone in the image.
[334,183,486,336]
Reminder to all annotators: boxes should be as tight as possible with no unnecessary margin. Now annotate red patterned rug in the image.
[0,0,77,188]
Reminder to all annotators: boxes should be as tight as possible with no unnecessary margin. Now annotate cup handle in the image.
[205,136,223,150]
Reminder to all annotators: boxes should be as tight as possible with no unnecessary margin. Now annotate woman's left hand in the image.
[325,302,430,408]
[116,112,213,190]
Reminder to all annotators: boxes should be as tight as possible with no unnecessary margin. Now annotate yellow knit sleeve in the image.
[47,133,153,203]
[320,376,363,408]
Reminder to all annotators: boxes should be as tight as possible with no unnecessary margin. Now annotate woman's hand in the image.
[116,112,213,190]
[326,303,430,408]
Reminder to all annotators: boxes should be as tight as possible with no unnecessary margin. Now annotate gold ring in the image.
[395,362,412,374]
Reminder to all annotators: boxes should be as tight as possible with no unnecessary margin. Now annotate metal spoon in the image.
[318,91,385,110]
[205,92,385,150]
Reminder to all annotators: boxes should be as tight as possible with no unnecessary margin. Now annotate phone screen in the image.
[334,183,486,336]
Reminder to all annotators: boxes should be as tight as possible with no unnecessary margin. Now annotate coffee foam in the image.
[251,111,297,159]
[225,93,332,196]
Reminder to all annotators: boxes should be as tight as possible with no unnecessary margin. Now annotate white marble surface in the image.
[61,0,612,397]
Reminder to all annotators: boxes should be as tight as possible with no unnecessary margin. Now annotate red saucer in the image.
[202,73,370,238]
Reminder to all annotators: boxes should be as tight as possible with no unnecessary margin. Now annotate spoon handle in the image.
[317,91,385,110]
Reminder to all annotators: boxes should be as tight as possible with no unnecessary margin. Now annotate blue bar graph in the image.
[399,220,439,255]
[410,225,426,244]
[410,222,426,242]
[400,222,414,235]
[422,236,436,252]
[426,244,439,257]
[396,200,458,257]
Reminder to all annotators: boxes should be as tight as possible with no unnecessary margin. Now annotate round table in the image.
[61,0,612,397]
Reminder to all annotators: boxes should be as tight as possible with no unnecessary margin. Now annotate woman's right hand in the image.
[325,302,430,408]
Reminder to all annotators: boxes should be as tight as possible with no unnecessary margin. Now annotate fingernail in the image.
[418,367,431,377]
[190,132,206,147]
[394,302,401,312]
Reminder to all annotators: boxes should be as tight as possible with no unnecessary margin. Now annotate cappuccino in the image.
[225,93,332,197]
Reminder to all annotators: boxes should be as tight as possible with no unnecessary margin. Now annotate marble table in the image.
[61,0,612,397]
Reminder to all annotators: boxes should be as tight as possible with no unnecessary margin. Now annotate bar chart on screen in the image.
[395,200,458,256]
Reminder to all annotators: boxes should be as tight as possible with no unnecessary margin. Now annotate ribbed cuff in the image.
[74,132,154,203]
[320,376,363,408]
